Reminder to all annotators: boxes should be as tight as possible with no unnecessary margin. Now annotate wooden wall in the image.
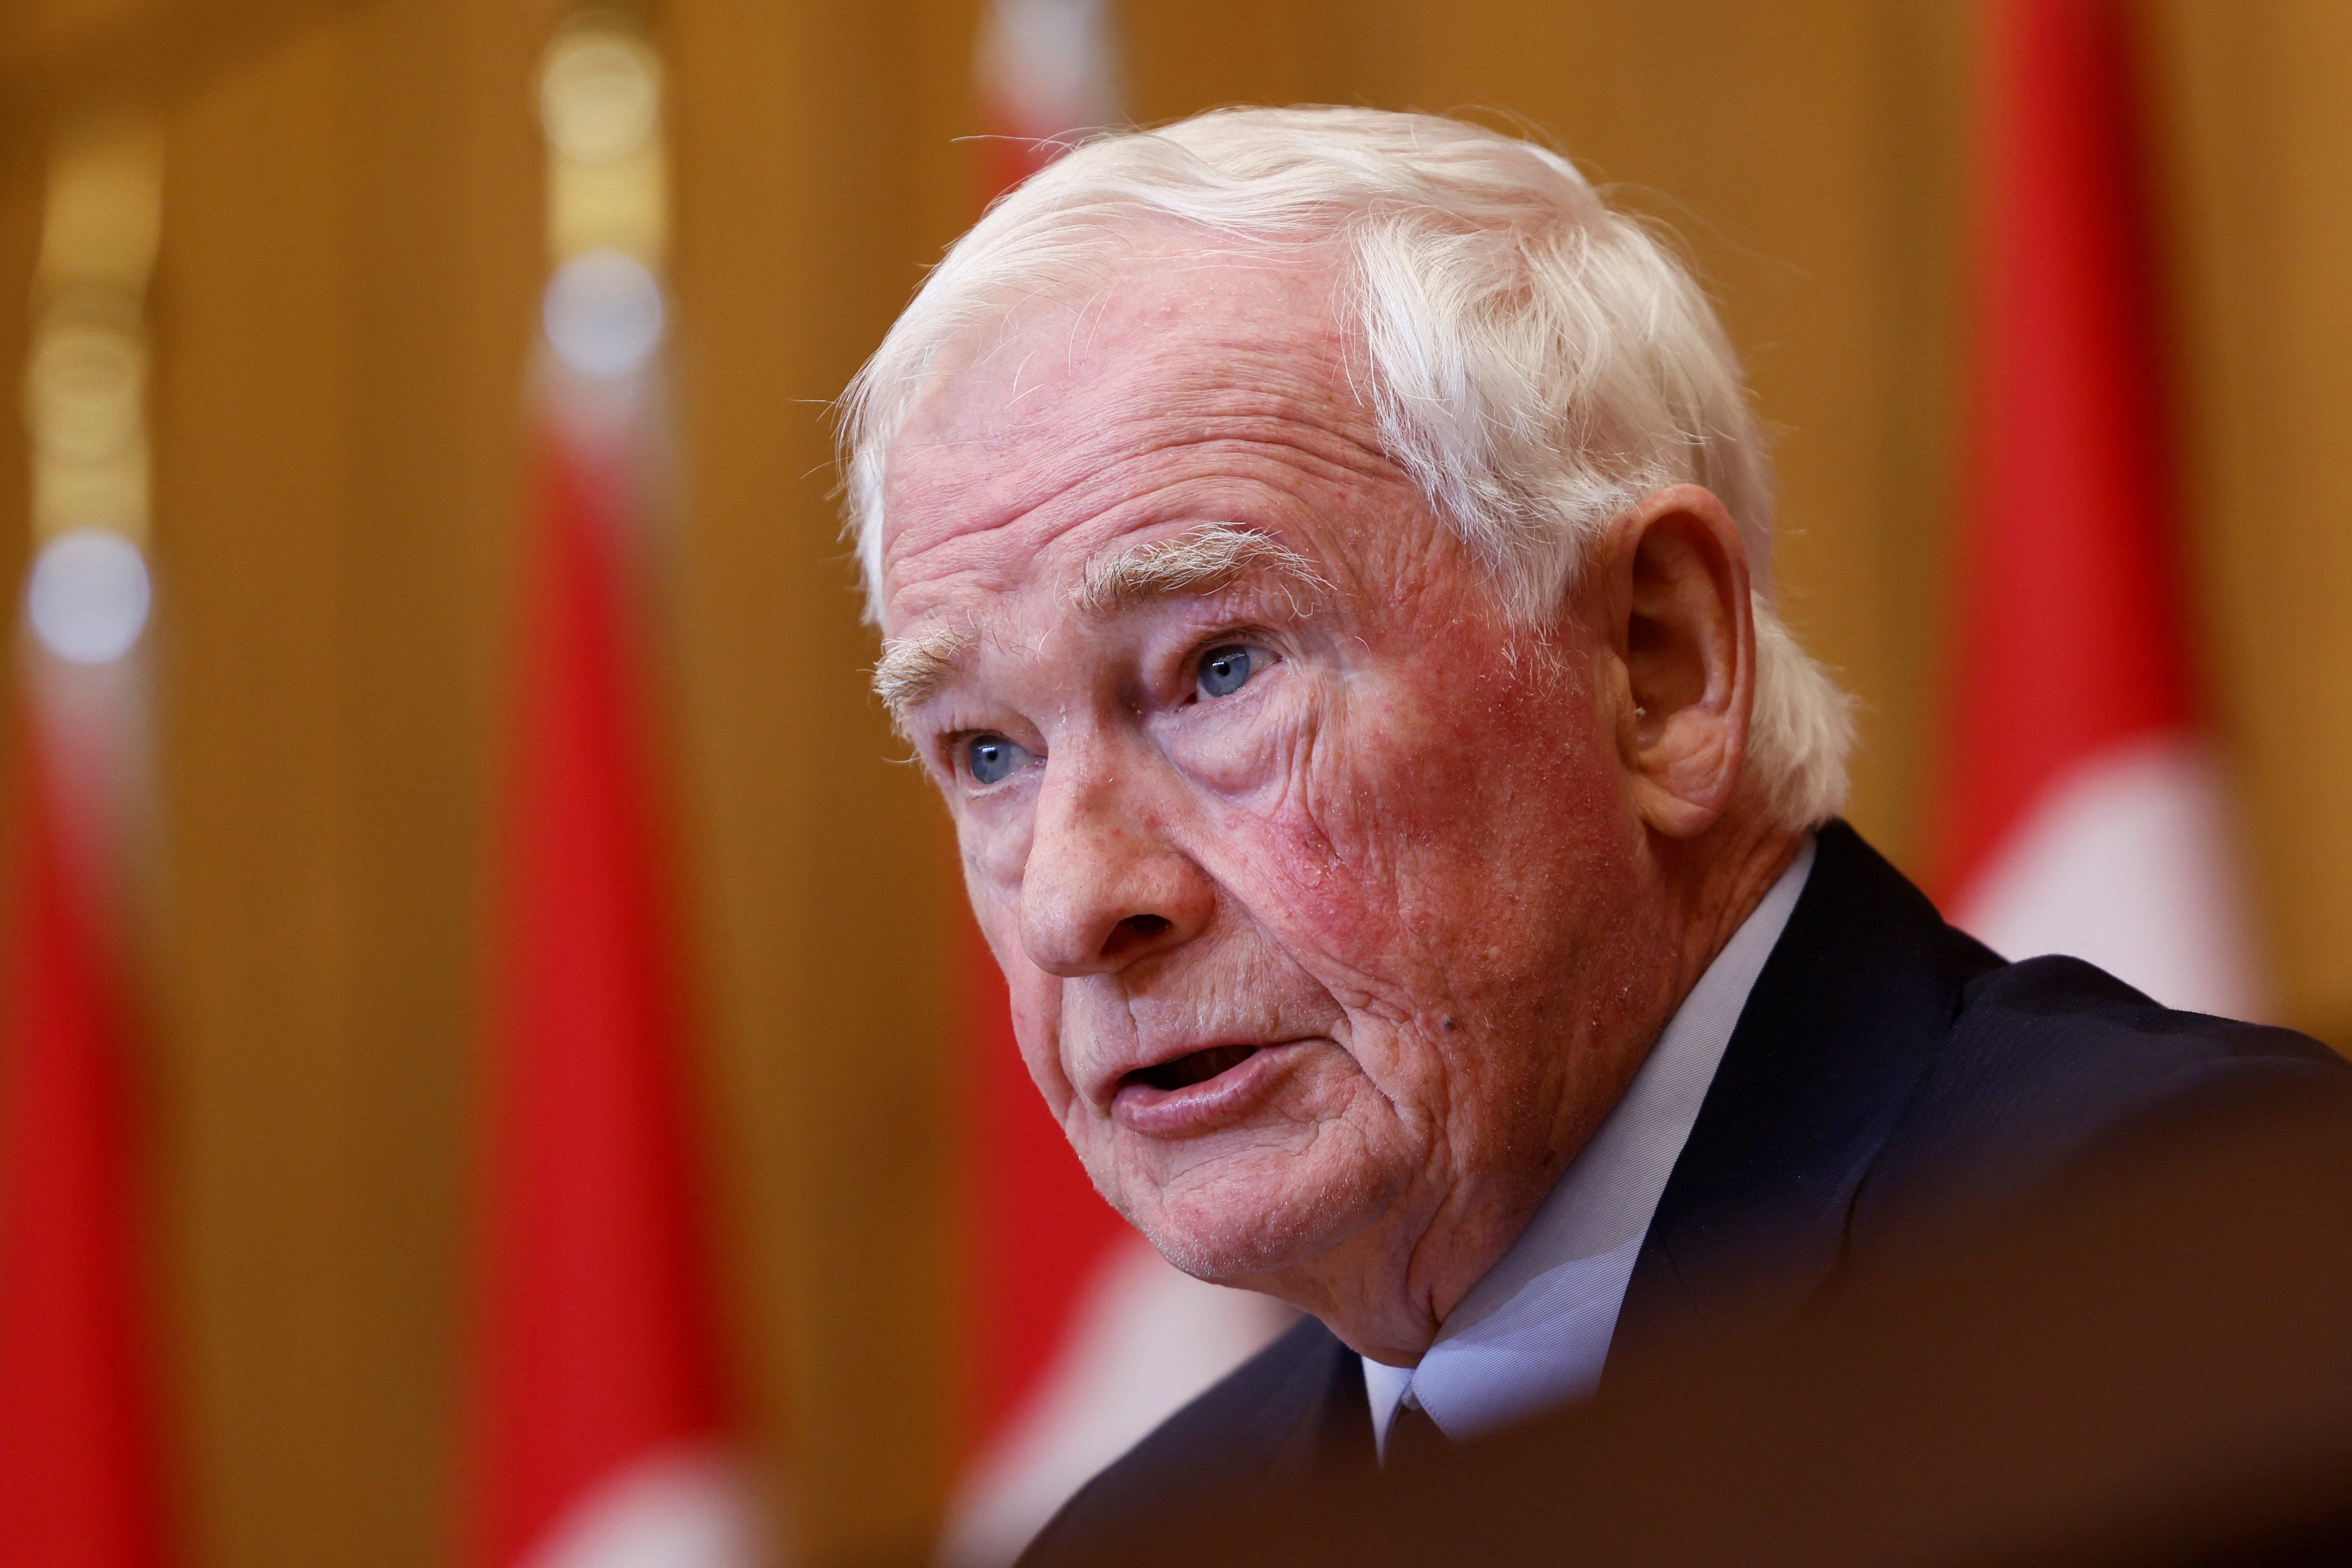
[1,4,2348,1566]
[2157,2,2352,1043]
[154,6,546,1564]
[664,0,975,1558]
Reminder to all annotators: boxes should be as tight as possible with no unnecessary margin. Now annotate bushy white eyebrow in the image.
[872,621,975,721]
[1074,522,1329,618]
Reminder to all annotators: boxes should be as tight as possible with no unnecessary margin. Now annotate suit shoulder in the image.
[1858,955,2352,1233]
[1952,955,2343,1107]
[1016,1314,1359,1566]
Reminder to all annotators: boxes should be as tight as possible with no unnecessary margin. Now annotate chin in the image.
[1117,1142,1398,1287]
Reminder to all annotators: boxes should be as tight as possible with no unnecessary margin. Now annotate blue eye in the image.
[965,733,1031,786]
[1197,644,1266,699]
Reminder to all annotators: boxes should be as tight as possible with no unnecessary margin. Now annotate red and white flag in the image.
[459,18,759,1568]
[462,428,751,1568]
[939,8,1293,1564]
[0,113,175,1568]
[1935,0,2261,1018]
[972,0,1122,196]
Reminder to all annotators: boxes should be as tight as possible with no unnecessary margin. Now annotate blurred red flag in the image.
[1935,0,2259,1016]
[939,7,1292,1563]
[460,427,752,1568]
[0,705,170,1568]
[3,108,172,1568]
[462,15,756,1563]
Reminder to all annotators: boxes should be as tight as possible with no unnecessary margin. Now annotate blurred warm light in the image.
[23,108,159,667]
[35,113,163,294]
[28,528,153,665]
[541,29,663,163]
[543,13,667,267]
[978,0,1120,141]
[544,248,666,378]
[25,323,144,465]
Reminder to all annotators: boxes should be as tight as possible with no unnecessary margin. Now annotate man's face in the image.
[878,248,1671,1336]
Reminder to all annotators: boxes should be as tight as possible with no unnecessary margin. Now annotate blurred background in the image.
[1,2,2348,1566]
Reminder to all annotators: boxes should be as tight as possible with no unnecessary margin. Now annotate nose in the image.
[1018,751,1214,978]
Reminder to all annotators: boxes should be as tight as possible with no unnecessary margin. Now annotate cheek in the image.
[1184,725,1411,999]
[957,829,1022,976]
[1158,678,1309,799]
[1223,645,1620,1012]
[1004,971,1074,1112]
[957,821,1079,1114]
[956,788,1037,895]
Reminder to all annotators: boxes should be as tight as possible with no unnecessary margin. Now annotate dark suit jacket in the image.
[1017,821,2351,1564]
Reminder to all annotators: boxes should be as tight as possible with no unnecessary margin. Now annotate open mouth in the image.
[1121,1044,1260,1094]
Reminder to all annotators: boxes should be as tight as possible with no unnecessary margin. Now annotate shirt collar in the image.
[1363,836,1817,1453]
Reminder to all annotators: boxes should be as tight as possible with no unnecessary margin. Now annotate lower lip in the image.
[1110,1040,1317,1137]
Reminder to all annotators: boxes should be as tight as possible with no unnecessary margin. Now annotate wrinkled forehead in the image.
[876,241,1364,627]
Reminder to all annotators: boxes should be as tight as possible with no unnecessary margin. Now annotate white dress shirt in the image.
[1363,837,1816,1457]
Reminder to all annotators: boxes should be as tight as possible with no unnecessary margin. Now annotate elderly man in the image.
[841,108,2349,1553]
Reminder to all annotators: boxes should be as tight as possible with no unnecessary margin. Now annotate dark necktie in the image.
[1385,1398,1455,1471]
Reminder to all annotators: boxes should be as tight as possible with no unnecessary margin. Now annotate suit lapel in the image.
[1610,822,2001,1363]
[1254,1317,1375,1475]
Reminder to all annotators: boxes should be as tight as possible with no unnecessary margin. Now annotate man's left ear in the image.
[1588,484,1754,839]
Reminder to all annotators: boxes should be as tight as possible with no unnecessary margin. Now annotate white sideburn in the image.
[1953,730,2263,1019]
[520,1444,760,1568]
[938,1235,1296,1566]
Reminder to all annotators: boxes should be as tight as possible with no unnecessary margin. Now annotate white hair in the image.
[840,106,1853,827]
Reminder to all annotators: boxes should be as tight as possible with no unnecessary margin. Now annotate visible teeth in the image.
[1130,1044,1258,1092]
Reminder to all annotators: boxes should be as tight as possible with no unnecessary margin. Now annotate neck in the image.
[1660,806,1806,1013]
[1310,807,1807,1364]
